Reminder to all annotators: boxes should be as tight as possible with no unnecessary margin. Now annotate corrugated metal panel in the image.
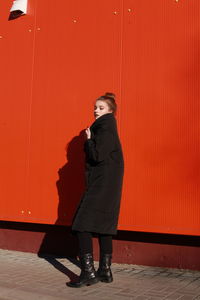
[0,0,36,221]
[0,0,199,235]
[118,0,200,235]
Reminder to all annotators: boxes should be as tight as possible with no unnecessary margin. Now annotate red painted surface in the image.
[0,1,200,235]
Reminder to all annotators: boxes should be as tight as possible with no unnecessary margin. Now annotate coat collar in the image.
[91,113,115,129]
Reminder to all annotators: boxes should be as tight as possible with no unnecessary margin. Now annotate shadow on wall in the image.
[38,130,86,259]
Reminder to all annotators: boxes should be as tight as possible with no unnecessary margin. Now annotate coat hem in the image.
[72,227,117,236]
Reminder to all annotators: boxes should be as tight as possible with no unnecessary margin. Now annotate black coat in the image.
[72,113,124,235]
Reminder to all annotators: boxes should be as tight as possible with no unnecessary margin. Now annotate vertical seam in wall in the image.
[119,0,124,134]
[25,0,38,210]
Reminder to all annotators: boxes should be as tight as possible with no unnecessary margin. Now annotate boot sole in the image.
[67,277,99,288]
[99,277,113,283]
[86,277,99,286]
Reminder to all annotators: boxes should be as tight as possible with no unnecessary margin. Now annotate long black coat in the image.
[72,113,124,235]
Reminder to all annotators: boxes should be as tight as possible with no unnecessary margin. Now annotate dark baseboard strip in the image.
[0,220,199,247]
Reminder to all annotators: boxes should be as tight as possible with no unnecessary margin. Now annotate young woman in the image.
[67,93,124,288]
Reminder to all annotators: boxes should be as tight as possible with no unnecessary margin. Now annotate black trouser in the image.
[77,231,112,255]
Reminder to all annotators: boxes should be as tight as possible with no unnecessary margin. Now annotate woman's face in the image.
[94,100,112,119]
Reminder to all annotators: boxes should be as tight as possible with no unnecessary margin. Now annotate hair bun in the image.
[104,92,116,101]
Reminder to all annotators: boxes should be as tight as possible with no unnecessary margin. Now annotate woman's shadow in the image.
[38,130,86,282]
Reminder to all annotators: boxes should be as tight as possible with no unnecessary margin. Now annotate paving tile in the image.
[0,250,200,300]
[179,296,198,300]
[115,293,135,298]
[135,297,150,300]
[164,293,185,300]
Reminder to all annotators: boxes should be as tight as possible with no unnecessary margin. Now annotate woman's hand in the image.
[85,127,91,139]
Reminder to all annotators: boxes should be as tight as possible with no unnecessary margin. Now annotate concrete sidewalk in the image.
[0,249,200,300]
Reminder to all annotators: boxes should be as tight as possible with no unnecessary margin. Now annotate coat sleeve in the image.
[84,128,114,163]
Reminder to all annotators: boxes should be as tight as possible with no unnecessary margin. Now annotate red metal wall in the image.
[0,0,200,235]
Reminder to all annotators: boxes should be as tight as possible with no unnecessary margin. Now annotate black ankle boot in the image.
[97,254,113,283]
[67,253,99,288]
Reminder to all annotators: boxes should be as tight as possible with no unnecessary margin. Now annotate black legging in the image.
[77,231,112,255]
